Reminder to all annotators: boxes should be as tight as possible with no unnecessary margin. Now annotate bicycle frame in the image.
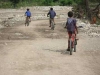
[25,17,30,26]
[50,19,55,30]
[69,33,77,55]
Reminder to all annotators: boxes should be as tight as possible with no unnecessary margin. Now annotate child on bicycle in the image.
[25,8,31,25]
[65,11,78,51]
[47,7,56,27]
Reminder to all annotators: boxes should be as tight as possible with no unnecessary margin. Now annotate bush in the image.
[59,0,73,6]
[43,0,54,6]
[0,2,13,8]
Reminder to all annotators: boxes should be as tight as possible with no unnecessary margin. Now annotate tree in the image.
[10,0,20,8]
[60,0,73,6]
[53,0,59,2]
[85,0,92,21]
[43,0,53,6]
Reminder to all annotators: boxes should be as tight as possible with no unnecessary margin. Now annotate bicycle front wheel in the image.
[74,39,77,52]
[69,39,72,55]
[51,21,54,30]
[27,20,29,26]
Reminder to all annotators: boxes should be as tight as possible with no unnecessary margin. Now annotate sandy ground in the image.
[0,19,100,75]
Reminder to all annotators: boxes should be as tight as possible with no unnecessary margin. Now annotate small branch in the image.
[92,3,100,11]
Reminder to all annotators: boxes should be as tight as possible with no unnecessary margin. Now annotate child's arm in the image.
[25,11,27,16]
[64,21,67,28]
[74,19,78,34]
[64,18,68,28]
[47,11,50,17]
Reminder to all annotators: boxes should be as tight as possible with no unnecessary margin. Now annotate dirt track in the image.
[0,19,100,75]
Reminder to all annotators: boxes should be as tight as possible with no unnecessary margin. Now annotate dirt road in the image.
[0,20,100,75]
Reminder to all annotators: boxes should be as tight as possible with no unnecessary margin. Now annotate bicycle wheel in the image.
[74,39,77,52]
[26,18,30,26]
[25,17,30,26]
[27,20,29,26]
[51,21,54,30]
[69,39,73,55]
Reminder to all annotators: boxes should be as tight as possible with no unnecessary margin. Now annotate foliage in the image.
[10,0,20,8]
[59,0,73,6]
[0,0,99,8]
[0,2,12,8]
[43,0,53,6]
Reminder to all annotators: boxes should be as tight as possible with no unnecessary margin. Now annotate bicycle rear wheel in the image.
[51,21,55,30]
[74,39,77,52]
[27,20,29,26]
[25,17,30,26]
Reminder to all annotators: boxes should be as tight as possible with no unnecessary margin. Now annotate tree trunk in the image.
[85,0,92,21]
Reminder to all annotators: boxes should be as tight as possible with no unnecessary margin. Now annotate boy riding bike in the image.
[47,8,56,27]
[25,8,31,26]
[65,11,78,51]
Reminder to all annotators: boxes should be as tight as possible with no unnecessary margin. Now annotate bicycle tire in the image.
[74,39,77,52]
[26,19,30,26]
[51,21,54,30]
[69,39,72,55]
[25,17,30,26]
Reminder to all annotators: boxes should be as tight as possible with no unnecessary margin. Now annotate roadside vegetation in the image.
[0,0,99,24]
[0,0,88,8]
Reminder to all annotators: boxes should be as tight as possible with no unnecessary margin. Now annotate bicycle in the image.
[25,17,30,26]
[50,19,55,30]
[69,34,77,55]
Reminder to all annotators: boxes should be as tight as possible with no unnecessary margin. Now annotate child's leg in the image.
[68,38,70,49]
[67,31,72,49]
[52,18,55,25]
[72,33,75,47]
[28,17,31,22]
[49,18,51,27]
[25,17,27,24]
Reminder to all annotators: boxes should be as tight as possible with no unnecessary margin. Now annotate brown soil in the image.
[0,19,100,75]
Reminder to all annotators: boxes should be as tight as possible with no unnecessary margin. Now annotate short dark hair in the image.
[27,8,29,11]
[68,11,73,17]
[50,8,53,10]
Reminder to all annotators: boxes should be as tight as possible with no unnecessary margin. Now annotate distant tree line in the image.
[0,0,99,8]
[0,0,84,8]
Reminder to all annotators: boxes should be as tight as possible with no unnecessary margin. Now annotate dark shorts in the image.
[68,31,76,38]
[49,18,54,23]
[27,16,31,18]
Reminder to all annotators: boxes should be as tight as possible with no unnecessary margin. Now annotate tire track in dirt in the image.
[0,20,100,75]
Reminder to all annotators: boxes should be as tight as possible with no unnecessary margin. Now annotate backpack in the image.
[66,18,76,32]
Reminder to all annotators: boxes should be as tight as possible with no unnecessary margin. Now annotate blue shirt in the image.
[25,11,31,17]
[66,18,76,32]
[47,10,56,18]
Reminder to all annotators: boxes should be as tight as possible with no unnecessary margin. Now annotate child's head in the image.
[68,11,73,17]
[50,8,53,10]
[27,8,29,11]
